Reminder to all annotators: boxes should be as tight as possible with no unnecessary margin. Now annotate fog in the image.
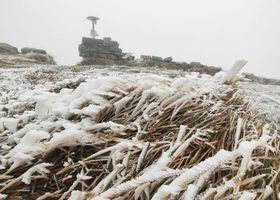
[0,0,279,78]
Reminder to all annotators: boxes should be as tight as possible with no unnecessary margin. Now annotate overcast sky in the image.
[0,0,279,78]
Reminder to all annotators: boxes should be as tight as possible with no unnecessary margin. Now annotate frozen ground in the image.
[241,82,280,124]
[0,64,279,199]
[0,53,55,67]
[1,64,279,124]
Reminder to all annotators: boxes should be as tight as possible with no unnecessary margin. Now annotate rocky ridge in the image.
[0,43,55,67]
[79,37,129,65]
[78,37,279,85]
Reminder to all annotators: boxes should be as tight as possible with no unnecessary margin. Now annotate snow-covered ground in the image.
[0,65,279,199]
[241,82,280,124]
[1,65,279,124]
[0,53,55,67]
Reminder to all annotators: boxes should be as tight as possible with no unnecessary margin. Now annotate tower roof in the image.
[87,16,99,21]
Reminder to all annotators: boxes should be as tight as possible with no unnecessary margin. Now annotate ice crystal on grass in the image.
[0,65,278,199]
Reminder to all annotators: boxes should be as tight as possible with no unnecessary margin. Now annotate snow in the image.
[151,149,237,199]
[184,185,198,200]
[68,191,86,200]
[237,131,273,176]
[46,129,90,150]
[152,132,274,200]
[21,163,53,184]
[241,82,280,124]
[222,59,248,83]
[82,121,126,132]
[0,193,7,199]
[175,125,188,145]
[76,174,92,181]
[239,191,257,200]
[0,65,279,199]
[113,96,133,114]
[1,130,50,172]
[1,65,278,124]
[0,118,20,133]
[94,168,184,199]
[35,92,60,120]
[72,104,105,118]
[262,185,273,199]
[172,129,206,159]
[214,180,235,199]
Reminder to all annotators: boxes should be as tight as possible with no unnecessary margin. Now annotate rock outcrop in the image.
[77,16,280,85]
[0,42,56,67]
[0,43,19,55]
[79,37,127,65]
[77,36,280,85]
[21,47,47,55]
[133,56,222,76]
[78,16,222,76]
[78,36,222,76]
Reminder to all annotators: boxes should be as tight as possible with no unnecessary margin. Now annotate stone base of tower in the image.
[79,37,130,65]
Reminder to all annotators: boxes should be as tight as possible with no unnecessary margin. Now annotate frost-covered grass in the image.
[0,53,55,67]
[0,65,279,199]
[242,82,280,125]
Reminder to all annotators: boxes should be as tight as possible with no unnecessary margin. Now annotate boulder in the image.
[140,55,152,61]
[79,37,125,65]
[0,43,18,55]
[163,57,173,62]
[189,62,202,67]
[205,66,222,76]
[122,53,135,61]
[21,47,47,55]
[151,56,163,62]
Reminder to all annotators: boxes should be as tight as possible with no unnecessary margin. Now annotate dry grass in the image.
[25,52,56,65]
[23,69,60,85]
[0,77,279,200]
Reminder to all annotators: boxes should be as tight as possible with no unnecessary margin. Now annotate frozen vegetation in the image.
[0,65,279,199]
